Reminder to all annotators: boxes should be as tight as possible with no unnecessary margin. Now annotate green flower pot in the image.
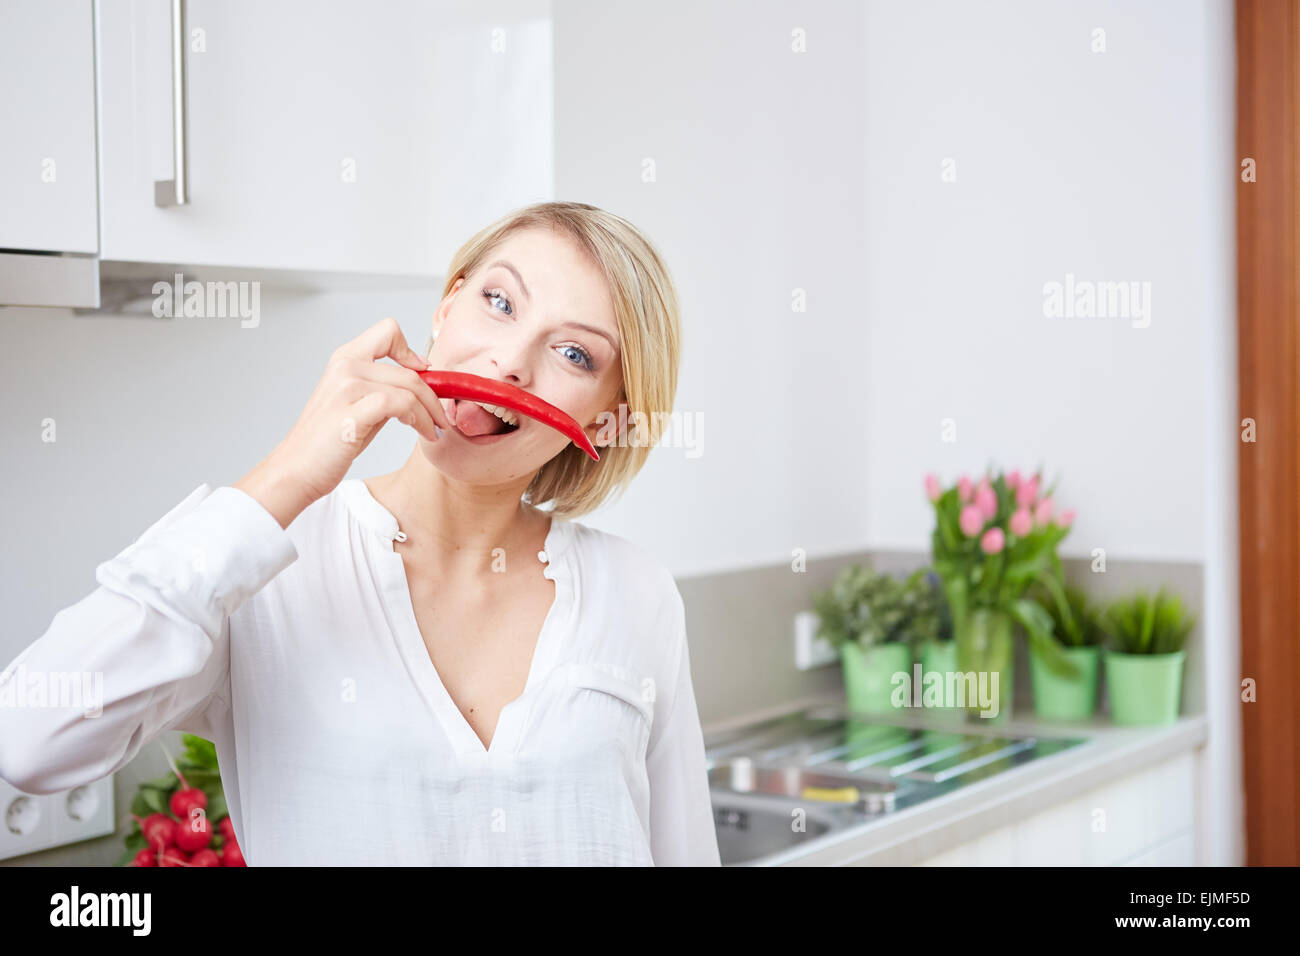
[954,607,1014,723]
[919,640,959,712]
[1030,644,1100,720]
[1103,649,1185,725]
[840,641,912,715]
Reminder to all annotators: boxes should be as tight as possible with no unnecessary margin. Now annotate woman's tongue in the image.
[453,399,511,437]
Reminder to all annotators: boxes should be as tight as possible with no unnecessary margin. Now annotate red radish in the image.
[174,810,213,852]
[132,848,157,867]
[189,848,221,867]
[220,840,246,867]
[218,815,235,836]
[159,743,208,819]
[159,847,190,867]
[142,816,177,852]
[170,787,207,820]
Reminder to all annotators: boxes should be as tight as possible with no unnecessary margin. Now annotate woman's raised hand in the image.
[235,318,453,528]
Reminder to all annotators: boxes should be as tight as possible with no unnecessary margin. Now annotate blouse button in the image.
[537,550,548,564]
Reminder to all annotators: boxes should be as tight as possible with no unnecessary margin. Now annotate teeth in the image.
[472,400,519,427]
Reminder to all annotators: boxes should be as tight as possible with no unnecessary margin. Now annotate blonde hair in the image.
[430,201,682,520]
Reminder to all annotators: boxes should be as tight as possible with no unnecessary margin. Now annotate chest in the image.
[403,556,557,750]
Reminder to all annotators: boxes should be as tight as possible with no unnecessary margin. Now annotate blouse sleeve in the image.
[0,484,299,794]
[645,582,721,866]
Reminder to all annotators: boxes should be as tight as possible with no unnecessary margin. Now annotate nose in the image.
[488,336,533,386]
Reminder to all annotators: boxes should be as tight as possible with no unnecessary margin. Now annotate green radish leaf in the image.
[142,773,178,792]
[139,787,167,815]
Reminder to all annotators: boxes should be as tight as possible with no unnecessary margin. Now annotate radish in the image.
[188,848,221,867]
[160,742,208,819]
[159,847,190,867]
[132,848,157,867]
[174,809,213,853]
[170,787,207,820]
[133,812,177,853]
[220,840,246,867]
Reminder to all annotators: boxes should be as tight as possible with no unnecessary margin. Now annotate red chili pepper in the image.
[417,369,600,462]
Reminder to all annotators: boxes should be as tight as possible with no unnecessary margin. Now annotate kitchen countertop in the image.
[700,693,1209,866]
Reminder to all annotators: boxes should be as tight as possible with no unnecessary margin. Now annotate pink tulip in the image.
[1016,475,1039,508]
[924,473,941,502]
[957,475,973,502]
[1033,496,1053,526]
[980,527,1005,554]
[1009,508,1032,536]
[1006,469,1022,490]
[959,504,985,537]
[975,484,997,520]
[1058,508,1076,528]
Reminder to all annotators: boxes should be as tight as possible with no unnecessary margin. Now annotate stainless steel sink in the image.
[705,705,1087,865]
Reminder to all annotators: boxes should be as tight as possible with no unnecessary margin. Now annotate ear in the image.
[590,393,632,448]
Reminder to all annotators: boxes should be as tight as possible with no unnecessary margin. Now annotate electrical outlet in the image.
[0,775,115,861]
[794,610,838,670]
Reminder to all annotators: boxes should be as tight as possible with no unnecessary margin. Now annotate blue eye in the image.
[482,288,512,315]
[559,344,596,371]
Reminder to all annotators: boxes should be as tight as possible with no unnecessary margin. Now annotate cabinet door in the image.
[97,0,553,276]
[0,0,98,253]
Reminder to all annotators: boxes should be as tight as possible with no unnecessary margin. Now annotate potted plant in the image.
[924,467,1080,722]
[812,565,915,715]
[1028,583,1103,720]
[1100,588,1194,725]
[906,569,958,712]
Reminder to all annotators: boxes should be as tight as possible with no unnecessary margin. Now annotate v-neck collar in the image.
[338,478,577,757]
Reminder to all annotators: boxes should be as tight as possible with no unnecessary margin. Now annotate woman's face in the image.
[420,225,625,484]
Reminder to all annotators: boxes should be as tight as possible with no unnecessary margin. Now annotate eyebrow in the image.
[486,258,620,354]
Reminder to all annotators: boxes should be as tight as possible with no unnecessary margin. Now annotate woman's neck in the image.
[364,449,551,580]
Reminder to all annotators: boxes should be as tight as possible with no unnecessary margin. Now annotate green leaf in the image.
[139,787,167,815]
[182,733,220,770]
[142,773,179,792]
[1013,598,1080,679]
[203,786,228,823]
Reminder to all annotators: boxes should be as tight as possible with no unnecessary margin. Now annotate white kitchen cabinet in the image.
[916,751,1198,866]
[95,0,554,277]
[0,0,98,253]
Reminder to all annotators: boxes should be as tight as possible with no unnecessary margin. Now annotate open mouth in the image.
[452,399,522,438]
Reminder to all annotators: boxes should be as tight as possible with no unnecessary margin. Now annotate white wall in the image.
[861,0,1230,564]
[552,0,871,577]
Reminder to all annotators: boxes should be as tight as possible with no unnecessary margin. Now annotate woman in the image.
[0,201,721,866]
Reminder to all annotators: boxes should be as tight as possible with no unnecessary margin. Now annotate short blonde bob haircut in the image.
[428,201,682,520]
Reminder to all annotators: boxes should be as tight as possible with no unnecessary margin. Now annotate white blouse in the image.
[0,478,721,866]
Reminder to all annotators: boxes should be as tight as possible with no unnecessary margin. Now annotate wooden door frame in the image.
[1236,0,1300,866]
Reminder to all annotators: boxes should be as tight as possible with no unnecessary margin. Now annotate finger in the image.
[349,359,453,431]
[348,384,442,444]
[338,317,430,372]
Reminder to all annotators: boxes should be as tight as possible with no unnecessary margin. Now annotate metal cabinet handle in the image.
[153,0,189,207]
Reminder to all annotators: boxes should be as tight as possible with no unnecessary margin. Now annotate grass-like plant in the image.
[1102,588,1195,655]
[1030,582,1104,648]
